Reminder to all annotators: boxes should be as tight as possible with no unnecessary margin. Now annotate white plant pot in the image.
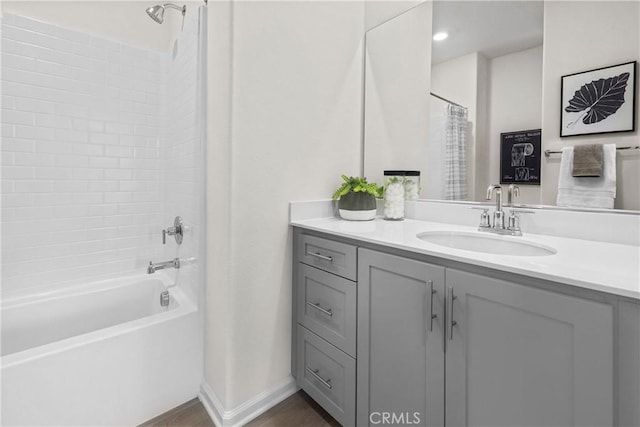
[339,209,377,221]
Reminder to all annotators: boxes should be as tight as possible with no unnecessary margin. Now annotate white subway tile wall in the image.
[0,13,191,296]
[161,10,203,302]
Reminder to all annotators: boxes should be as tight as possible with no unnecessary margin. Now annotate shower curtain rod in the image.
[430,92,466,109]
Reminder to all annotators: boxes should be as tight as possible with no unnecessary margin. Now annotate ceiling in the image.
[431,0,544,65]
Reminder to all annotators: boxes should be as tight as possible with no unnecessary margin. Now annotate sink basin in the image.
[416,231,556,256]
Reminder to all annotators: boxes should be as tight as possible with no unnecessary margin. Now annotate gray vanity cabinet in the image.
[445,269,614,427]
[356,247,615,427]
[293,229,635,427]
[357,248,445,427]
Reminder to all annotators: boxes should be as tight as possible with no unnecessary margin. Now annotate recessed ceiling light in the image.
[433,32,448,41]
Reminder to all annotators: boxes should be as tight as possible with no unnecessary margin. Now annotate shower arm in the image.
[164,3,186,15]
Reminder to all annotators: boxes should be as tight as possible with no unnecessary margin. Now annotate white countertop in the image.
[291,216,640,300]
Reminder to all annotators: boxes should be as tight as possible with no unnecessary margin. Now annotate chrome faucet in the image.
[147,258,181,274]
[486,184,505,230]
[163,216,184,245]
[507,184,520,206]
[477,184,534,236]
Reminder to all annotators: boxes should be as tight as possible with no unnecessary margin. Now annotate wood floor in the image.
[139,390,340,427]
[139,399,214,427]
[245,390,340,427]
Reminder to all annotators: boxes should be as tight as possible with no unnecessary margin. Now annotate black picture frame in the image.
[500,129,541,185]
[560,61,637,137]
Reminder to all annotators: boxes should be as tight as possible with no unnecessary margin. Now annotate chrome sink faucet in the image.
[486,184,505,230]
[477,184,533,236]
[147,258,181,274]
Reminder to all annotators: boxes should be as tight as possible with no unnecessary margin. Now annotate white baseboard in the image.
[199,381,225,427]
[199,376,298,427]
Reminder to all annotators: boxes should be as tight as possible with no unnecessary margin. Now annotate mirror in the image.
[363,0,640,211]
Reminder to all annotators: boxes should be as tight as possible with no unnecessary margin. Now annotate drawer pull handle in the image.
[307,302,333,317]
[428,280,437,332]
[306,367,332,389]
[309,252,333,263]
[447,286,457,341]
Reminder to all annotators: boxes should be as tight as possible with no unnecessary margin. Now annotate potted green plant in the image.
[332,175,382,221]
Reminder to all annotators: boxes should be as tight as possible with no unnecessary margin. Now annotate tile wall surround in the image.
[1,13,202,297]
[161,10,203,302]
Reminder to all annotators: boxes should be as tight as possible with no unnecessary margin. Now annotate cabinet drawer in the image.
[298,234,357,280]
[297,264,356,357]
[297,326,356,426]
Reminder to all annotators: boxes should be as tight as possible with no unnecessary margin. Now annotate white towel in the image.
[556,144,616,209]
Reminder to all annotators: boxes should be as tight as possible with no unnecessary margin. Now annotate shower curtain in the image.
[443,104,468,200]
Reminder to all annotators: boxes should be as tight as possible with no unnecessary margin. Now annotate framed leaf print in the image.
[560,61,636,137]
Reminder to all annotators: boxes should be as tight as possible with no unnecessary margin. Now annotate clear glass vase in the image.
[404,171,420,200]
[383,171,405,220]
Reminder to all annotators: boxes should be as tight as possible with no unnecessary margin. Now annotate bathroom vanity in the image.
[291,208,639,427]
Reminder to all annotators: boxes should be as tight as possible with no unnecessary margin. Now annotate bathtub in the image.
[1,273,201,426]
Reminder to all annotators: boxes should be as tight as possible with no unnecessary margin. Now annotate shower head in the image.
[146,3,186,24]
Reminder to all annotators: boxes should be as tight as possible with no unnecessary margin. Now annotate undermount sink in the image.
[416,231,557,256]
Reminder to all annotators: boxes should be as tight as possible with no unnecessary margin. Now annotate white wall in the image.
[363,2,433,192]
[540,1,639,210]
[476,54,489,201]
[204,0,364,415]
[431,53,479,140]
[364,0,421,32]
[204,0,232,412]
[487,45,543,205]
[0,1,187,52]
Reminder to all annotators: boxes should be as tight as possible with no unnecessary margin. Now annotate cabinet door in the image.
[445,269,614,427]
[357,248,445,427]
[617,300,640,427]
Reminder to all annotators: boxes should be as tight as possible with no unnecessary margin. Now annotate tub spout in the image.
[147,258,180,274]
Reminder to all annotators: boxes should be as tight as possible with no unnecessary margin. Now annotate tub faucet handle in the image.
[162,216,183,245]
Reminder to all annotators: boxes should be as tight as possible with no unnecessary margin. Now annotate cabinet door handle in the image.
[306,367,332,389]
[306,301,333,317]
[447,286,457,341]
[308,252,333,263]
[428,280,437,332]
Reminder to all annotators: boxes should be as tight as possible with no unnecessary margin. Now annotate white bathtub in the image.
[1,274,201,426]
